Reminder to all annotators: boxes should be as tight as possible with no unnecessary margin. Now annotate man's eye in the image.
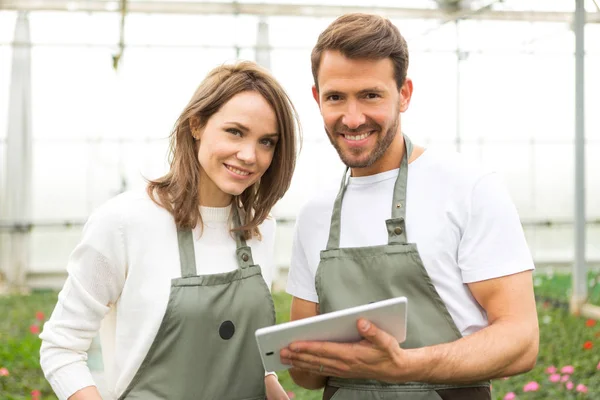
[327,95,341,101]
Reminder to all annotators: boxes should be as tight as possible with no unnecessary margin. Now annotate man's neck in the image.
[350,133,406,177]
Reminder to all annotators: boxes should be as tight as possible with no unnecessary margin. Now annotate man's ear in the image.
[312,85,320,109]
[399,78,414,112]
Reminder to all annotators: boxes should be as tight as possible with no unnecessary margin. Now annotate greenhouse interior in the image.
[0,0,599,399]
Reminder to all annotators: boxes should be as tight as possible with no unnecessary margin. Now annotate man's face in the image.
[313,51,412,174]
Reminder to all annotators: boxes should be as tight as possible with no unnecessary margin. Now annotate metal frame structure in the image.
[0,1,598,319]
[0,0,599,22]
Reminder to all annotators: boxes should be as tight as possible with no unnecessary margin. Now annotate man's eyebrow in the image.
[321,90,343,98]
[321,88,386,98]
[357,87,385,95]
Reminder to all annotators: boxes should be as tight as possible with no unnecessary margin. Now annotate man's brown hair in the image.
[147,61,300,238]
[311,13,409,90]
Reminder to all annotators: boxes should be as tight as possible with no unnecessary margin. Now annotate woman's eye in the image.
[226,128,242,136]
[261,139,276,147]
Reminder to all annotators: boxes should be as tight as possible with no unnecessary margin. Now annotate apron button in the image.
[394,227,403,235]
[219,320,235,340]
[241,253,249,262]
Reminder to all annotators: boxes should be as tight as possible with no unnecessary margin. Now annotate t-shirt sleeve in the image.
[458,172,535,283]
[285,210,319,303]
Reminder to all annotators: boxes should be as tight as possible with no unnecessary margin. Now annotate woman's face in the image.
[194,91,279,206]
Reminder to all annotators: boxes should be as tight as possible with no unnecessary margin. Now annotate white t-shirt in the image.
[286,148,534,336]
[40,190,276,400]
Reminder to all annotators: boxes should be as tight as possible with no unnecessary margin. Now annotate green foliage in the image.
[490,304,600,399]
[534,271,600,306]
[0,290,58,400]
[1,276,599,400]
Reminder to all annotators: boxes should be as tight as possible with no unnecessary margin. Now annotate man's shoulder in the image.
[414,147,494,189]
[294,187,339,237]
[298,188,337,219]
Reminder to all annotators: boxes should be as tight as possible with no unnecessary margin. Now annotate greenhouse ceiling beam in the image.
[1,0,600,23]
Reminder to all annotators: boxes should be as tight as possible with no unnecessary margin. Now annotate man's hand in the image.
[281,318,410,383]
[265,374,290,400]
[283,271,538,385]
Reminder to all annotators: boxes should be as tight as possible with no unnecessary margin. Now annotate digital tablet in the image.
[255,296,407,372]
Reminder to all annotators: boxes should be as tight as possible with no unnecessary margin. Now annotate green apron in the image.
[316,136,491,400]
[119,208,275,400]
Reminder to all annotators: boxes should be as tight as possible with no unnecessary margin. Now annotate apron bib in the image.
[316,136,491,400]
[119,208,275,400]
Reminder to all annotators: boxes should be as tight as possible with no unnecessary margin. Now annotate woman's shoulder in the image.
[90,189,173,228]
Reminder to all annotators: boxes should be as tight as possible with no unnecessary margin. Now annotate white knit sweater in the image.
[39,190,276,400]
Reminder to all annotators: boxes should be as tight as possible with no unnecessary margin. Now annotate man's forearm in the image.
[289,368,327,389]
[402,318,538,384]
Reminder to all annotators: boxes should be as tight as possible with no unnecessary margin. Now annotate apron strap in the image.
[325,168,350,250]
[232,205,255,269]
[177,204,256,277]
[177,229,198,278]
[326,135,413,250]
[387,135,413,245]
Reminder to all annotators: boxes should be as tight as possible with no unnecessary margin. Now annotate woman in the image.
[40,61,300,400]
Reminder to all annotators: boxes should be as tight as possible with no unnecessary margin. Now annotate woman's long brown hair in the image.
[147,61,300,238]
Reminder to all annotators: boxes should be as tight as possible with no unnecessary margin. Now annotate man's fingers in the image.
[284,349,349,373]
[289,340,351,360]
[357,319,399,354]
[287,359,344,377]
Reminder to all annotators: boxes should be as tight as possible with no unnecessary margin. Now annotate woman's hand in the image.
[67,386,103,400]
[265,374,290,400]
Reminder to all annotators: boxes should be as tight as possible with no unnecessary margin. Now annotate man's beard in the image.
[325,115,399,169]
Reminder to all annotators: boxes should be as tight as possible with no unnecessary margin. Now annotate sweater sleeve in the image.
[39,196,127,400]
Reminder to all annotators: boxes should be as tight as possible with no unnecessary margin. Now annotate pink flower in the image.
[597,361,600,370]
[566,381,574,390]
[29,324,40,335]
[503,392,516,400]
[548,373,561,383]
[576,384,588,393]
[545,365,557,374]
[561,374,570,382]
[35,311,45,321]
[31,389,41,398]
[0,367,9,376]
[523,381,540,392]
[560,365,575,374]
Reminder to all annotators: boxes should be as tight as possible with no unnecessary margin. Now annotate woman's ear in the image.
[189,116,201,140]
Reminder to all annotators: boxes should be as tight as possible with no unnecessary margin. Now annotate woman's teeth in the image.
[226,165,250,176]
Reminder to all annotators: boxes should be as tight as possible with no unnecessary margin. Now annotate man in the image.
[281,13,539,400]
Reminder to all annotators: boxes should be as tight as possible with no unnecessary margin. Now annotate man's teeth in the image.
[345,132,371,141]
[226,165,250,176]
